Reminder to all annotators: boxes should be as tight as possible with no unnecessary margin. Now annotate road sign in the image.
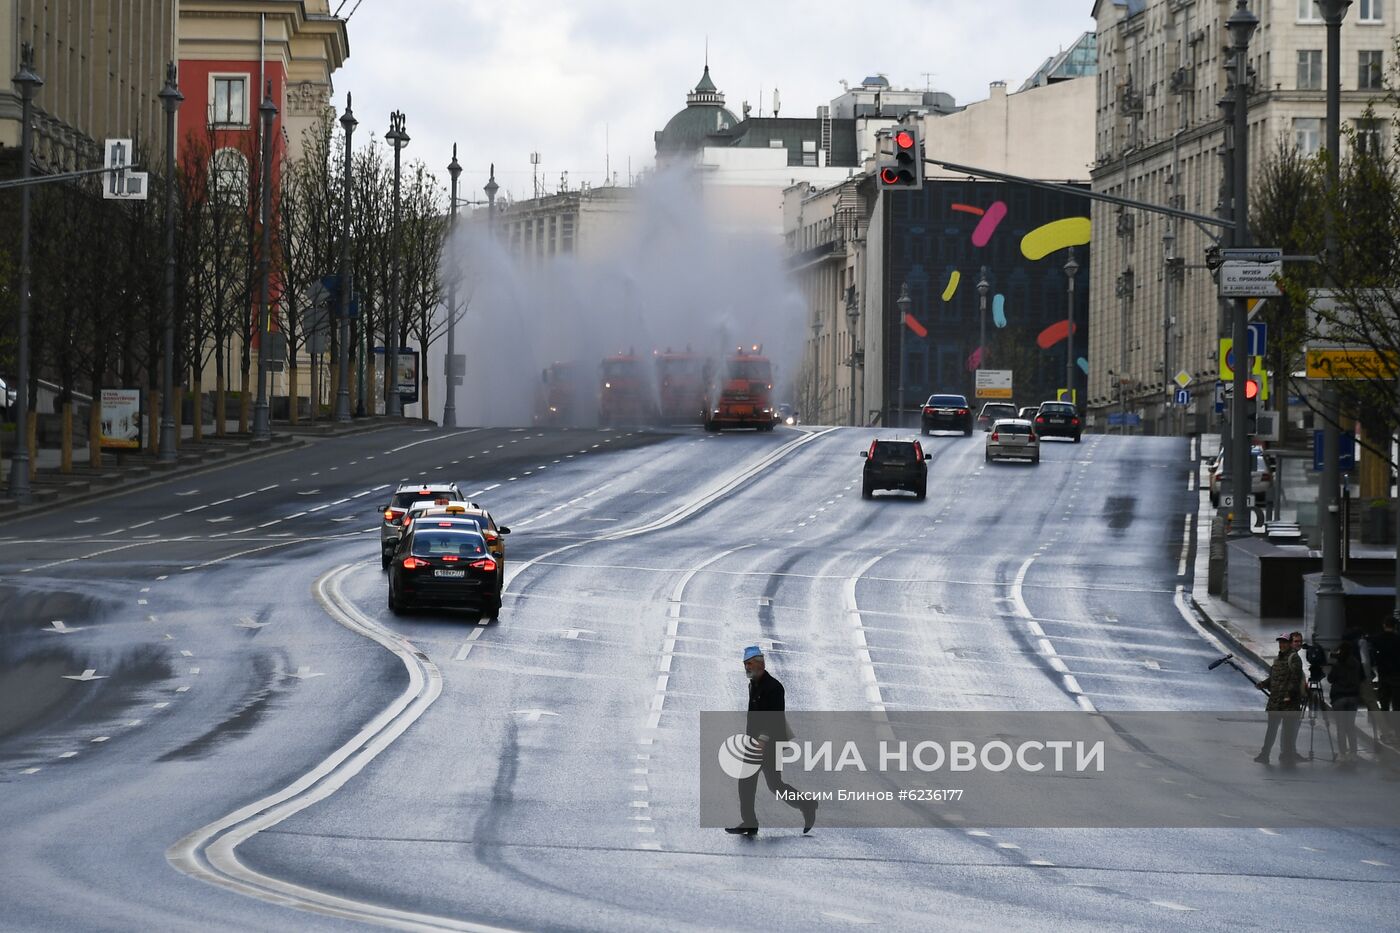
[1214,380,1226,413]
[1174,388,1189,406]
[1174,370,1192,388]
[1218,494,1255,509]
[1305,347,1396,380]
[975,369,1013,399]
[1218,339,1270,400]
[1055,388,1077,403]
[1247,321,1267,357]
[1221,247,1283,263]
[1219,260,1283,298]
[102,138,148,200]
[1106,412,1141,427]
[1313,430,1356,472]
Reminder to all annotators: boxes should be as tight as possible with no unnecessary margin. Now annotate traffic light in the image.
[878,124,923,190]
[1244,377,1259,435]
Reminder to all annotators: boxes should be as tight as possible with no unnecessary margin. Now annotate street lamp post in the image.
[6,44,41,503]
[484,163,499,229]
[158,63,182,463]
[335,93,356,423]
[976,268,990,375]
[250,83,277,441]
[1226,0,1257,539]
[384,111,409,418]
[1162,225,1177,436]
[443,145,462,429]
[845,285,859,426]
[1063,248,1079,408]
[895,283,911,429]
[1318,0,1352,643]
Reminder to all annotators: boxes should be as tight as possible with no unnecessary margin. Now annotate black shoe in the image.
[725,825,757,836]
[801,800,819,834]
[1253,752,1270,763]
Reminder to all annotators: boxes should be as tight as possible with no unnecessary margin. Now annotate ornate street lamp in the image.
[384,111,410,417]
[443,145,462,428]
[6,44,41,502]
[335,94,356,422]
[251,83,277,441]
[158,63,183,462]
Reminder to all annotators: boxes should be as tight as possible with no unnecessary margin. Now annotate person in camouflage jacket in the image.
[1255,636,1304,763]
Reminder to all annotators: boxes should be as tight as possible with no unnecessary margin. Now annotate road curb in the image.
[0,417,421,525]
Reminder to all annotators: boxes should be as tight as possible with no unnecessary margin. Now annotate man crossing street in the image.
[726,646,818,837]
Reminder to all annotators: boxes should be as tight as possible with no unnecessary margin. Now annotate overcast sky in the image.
[332,1,1096,202]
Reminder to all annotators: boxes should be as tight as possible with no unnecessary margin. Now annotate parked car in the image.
[861,438,928,500]
[1208,446,1272,507]
[921,394,972,435]
[985,418,1040,464]
[977,402,1018,431]
[1018,406,1038,420]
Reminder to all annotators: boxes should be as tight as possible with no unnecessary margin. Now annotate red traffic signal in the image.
[1244,377,1260,400]
[877,125,924,190]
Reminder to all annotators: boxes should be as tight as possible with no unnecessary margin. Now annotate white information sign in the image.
[1219,260,1282,298]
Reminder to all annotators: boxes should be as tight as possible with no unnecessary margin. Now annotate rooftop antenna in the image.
[530,151,540,199]
[772,88,780,118]
[921,72,937,91]
[605,123,610,185]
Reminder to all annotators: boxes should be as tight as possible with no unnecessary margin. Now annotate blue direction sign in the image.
[1312,430,1356,472]
[1174,388,1190,406]
[1247,321,1267,357]
[1107,412,1142,427]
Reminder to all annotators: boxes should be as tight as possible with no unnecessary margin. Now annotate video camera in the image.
[1299,641,1328,682]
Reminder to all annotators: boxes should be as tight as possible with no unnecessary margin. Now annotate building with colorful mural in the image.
[785,67,1096,426]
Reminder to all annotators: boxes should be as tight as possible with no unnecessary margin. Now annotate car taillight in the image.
[384,508,403,522]
[923,407,934,415]
[990,432,999,442]
[401,556,429,570]
[402,515,414,526]
[957,408,968,415]
[484,531,498,542]
[469,558,498,573]
[1071,417,1081,426]
[1035,416,1045,424]
[442,555,459,562]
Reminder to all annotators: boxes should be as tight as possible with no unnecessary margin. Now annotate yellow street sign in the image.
[1219,338,1270,400]
[1056,388,1077,403]
[1305,348,1397,380]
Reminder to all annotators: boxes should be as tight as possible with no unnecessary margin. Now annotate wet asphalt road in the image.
[1,423,1396,931]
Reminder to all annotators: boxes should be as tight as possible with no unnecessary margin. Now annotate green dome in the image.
[655,66,738,157]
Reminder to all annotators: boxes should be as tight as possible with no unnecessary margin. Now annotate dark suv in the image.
[861,438,928,500]
[921,394,972,436]
[1034,401,1082,442]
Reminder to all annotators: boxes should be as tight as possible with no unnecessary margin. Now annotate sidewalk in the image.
[0,414,425,520]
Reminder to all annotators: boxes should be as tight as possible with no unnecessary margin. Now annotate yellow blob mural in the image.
[941,269,960,301]
[1020,217,1092,261]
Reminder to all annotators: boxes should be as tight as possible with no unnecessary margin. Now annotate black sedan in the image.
[920,394,972,435]
[1034,401,1083,442]
[387,524,502,618]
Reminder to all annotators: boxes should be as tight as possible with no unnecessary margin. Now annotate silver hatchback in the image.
[985,418,1040,464]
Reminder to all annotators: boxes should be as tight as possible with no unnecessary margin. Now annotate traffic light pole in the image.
[1227,2,1256,540]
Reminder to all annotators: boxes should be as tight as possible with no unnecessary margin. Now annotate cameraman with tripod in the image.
[1255,635,1305,764]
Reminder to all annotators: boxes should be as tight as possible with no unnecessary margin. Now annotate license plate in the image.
[434,569,465,578]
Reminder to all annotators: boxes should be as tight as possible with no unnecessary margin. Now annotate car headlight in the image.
[785,416,795,425]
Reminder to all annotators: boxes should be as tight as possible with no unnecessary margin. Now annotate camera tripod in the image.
[1302,681,1336,763]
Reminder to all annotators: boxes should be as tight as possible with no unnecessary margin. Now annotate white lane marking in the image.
[1177,512,1191,576]
[234,491,256,500]
[58,752,79,759]
[92,736,110,743]
[287,666,324,680]
[21,767,40,775]
[62,669,106,681]
[206,516,233,523]
[210,498,233,506]
[130,521,154,530]
[1150,901,1198,912]
[167,565,506,932]
[1258,828,1281,836]
[846,551,892,713]
[257,484,279,492]
[175,489,200,497]
[384,428,481,454]
[1011,556,1097,714]
[74,517,100,524]
[184,504,210,513]
[1362,859,1391,867]
[44,620,80,634]
[28,542,147,573]
[820,912,875,926]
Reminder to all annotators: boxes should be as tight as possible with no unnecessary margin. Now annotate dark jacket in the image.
[1265,648,1305,711]
[1369,631,1400,677]
[1329,654,1363,704]
[746,671,792,742]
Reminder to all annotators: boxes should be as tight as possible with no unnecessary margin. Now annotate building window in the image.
[1297,50,1323,89]
[209,148,249,207]
[1355,118,1385,155]
[1359,50,1385,89]
[802,139,817,168]
[1298,0,1322,21]
[211,75,248,126]
[1294,117,1322,155]
[1360,0,1383,22]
